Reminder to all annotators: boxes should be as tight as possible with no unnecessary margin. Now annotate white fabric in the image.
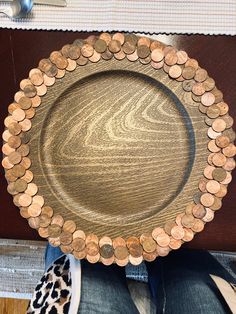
[68,255,81,314]
[0,0,235,35]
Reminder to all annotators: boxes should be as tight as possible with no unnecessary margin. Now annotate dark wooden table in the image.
[0,30,235,251]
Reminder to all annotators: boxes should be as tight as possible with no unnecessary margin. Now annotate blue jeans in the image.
[45,246,233,313]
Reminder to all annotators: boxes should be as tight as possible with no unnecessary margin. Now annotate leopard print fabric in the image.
[27,255,72,314]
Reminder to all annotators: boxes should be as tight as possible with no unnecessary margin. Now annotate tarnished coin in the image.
[94,39,107,53]
[72,237,85,251]
[108,40,121,53]
[86,242,99,256]
[212,168,227,182]
[100,244,114,258]
[137,45,150,59]
[192,204,206,219]
[194,68,208,82]
[114,246,129,260]
[215,135,230,148]
[223,144,236,158]
[182,66,195,80]
[181,214,195,228]
[60,232,73,245]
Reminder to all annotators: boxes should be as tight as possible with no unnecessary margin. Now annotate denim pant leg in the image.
[44,244,64,270]
[146,248,234,314]
[78,260,139,314]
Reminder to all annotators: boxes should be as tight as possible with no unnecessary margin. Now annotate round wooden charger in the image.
[2,33,236,266]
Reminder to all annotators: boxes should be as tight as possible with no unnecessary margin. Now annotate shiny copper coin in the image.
[210,197,222,211]
[169,238,182,250]
[72,237,85,251]
[202,208,215,222]
[123,42,135,54]
[43,75,56,86]
[19,119,32,132]
[14,179,27,193]
[99,236,112,247]
[208,140,221,153]
[28,203,42,217]
[2,130,12,142]
[12,108,25,122]
[17,144,30,157]
[8,135,21,149]
[182,228,194,242]
[181,214,195,228]
[32,195,44,207]
[150,40,164,51]
[73,230,86,240]
[137,37,151,47]
[86,253,100,264]
[60,245,73,254]
[25,108,35,119]
[155,232,170,247]
[200,193,215,207]
[176,50,188,64]
[171,225,185,240]
[198,104,207,114]
[108,40,121,53]
[126,50,139,62]
[51,214,64,227]
[220,171,232,185]
[14,91,25,103]
[86,242,99,256]
[203,77,215,91]
[192,94,201,102]
[194,68,208,82]
[151,48,164,62]
[151,60,164,69]
[216,102,229,116]
[99,32,112,44]
[192,82,205,96]
[18,96,32,110]
[169,65,182,79]
[5,169,17,182]
[206,180,221,194]
[63,220,76,233]
[126,236,140,248]
[165,51,177,66]
[21,170,33,183]
[2,143,15,156]
[100,256,115,266]
[100,244,114,259]
[192,204,206,219]
[41,206,53,218]
[112,33,125,45]
[206,105,220,119]
[94,39,107,53]
[191,219,204,233]
[140,233,152,245]
[89,50,101,63]
[68,45,81,60]
[25,182,38,196]
[48,237,60,247]
[212,153,227,167]
[142,238,156,253]
[185,58,199,70]
[49,51,62,63]
[38,227,49,238]
[223,144,236,158]
[28,217,40,229]
[86,234,99,245]
[128,255,143,266]
[182,66,195,80]
[137,45,150,59]
[223,158,236,171]
[114,50,126,60]
[85,35,97,45]
[7,182,18,195]
[212,119,227,132]
[8,151,22,165]
[201,92,215,107]
[115,256,129,267]
[36,84,47,96]
[55,69,66,78]
[139,55,151,64]
[66,59,77,71]
[20,207,30,219]
[114,246,129,259]
[101,49,113,60]
[60,232,73,245]
[156,245,170,257]
[208,127,221,139]
[18,193,32,207]
[31,95,41,107]
[74,250,87,260]
[142,251,157,262]
[4,116,16,128]
[39,214,51,228]
[20,79,31,90]
[215,135,230,148]
[30,72,44,86]
[215,184,227,198]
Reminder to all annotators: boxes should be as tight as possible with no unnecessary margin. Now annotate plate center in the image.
[40,70,194,226]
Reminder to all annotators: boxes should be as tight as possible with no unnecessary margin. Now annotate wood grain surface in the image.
[0,30,235,250]
[0,298,29,314]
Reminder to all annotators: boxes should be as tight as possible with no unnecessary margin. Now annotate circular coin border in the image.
[2,33,236,266]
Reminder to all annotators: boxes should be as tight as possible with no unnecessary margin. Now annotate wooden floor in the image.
[0,298,29,314]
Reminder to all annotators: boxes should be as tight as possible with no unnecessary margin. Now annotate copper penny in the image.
[156,245,170,257]
[208,127,221,139]
[18,193,32,207]
[137,45,150,59]
[212,153,227,167]
[193,191,202,204]
[140,233,152,245]
[142,251,157,262]
[192,204,206,219]
[126,236,139,248]
[28,217,40,229]
[43,74,56,86]
[182,66,195,80]
[99,236,112,247]
[212,88,223,103]
[182,228,194,242]
[41,206,53,217]
[114,246,129,260]
[192,93,201,102]
[88,50,101,63]
[112,237,126,249]
[222,115,234,129]
[205,180,221,195]
[20,207,30,219]
[86,242,99,256]
[20,79,31,90]
[2,143,15,156]
[164,221,177,235]
[199,103,208,114]
[185,58,199,70]
[194,68,208,82]
[176,50,188,64]
[85,35,97,45]
[99,32,112,44]
[198,177,208,192]
[139,56,151,65]
[169,65,182,79]
[223,129,235,142]
[87,253,100,264]
[25,182,38,196]
[74,250,87,260]
[155,232,170,247]
[128,242,143,258]
[151,48,164,62]
[72,237,85,251]
[216,102,229,116]
[100,244,114,259]
[51,214,64,227]
[191,219,204,233]
[137,37,150,47]
[220,171,232,185]
[210,197,222,211]
[38,227,49,238]
[12,108,25,122]
[223,158,235,171]
[112,33,125,45]
[39,214,51,228]
[215,184,227,198]
[11,164,26,178]
[129,255,143,266]
[7,182,18,195]
[192,82,205,96]
[4,116,16,128]
[126,50,139,62]
[31,95,41,107]
[25,108,35,119]
[66,59,77,71]
[169,238,182,250]
[108,40,121,53]
[2,157,14,169]
[8,151,22,165]
[94,39,107,53]
[55,69,66,79]
[21,170,33,182]
[101,256,115,266]
[203,77,215,91]
[73,230,86,240]
[5,169,17,182]
[185,202,195,215]
[165,51,178,66]
[181,214,195,228]
[202,208,215,222]
[28,203,42,217]
[60,245,73,254]
[200,193,215,207]
[142,238,156,253]
[208,140,221,153]
[223,144,236,158]
[150,40,164,51]
[18,96,32,110]
[212,119,227,132]
[163,63,170,73]
[48,237,60,247]
[123,42,135,54]
[68,45,81,60]
[101,49,113,60]
[14,91,25,103]
[2,130,12,142]
[152,227,165,240]
[125,34,138,46]
[36,84,47,96]
[14,179,27,193]
[19,119,32,132]
[201,92,215,107]
[17,144,30,157]
[114,50,126,60]
[171,226,185,240]
[32,195,44,207]
[182,79,195,92]
[151,60,164,69]
[86,234,99,245]
[208,152,216,165]
[62,220,76,233]
[215,135,230,148]
[212,168,227,182]
[60,232,73,245]
[206,105,220,119]
[30,72,44,86]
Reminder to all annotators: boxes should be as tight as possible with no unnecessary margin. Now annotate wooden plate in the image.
[2,33,235,265]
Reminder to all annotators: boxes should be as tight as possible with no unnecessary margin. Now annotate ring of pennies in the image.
[2,33,236,266]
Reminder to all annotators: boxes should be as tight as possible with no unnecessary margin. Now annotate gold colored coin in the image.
[142,238,156,253]
[164,221,177,235]
[11,164,26,178]
[206,105,220,119]
[210,197,222,211]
